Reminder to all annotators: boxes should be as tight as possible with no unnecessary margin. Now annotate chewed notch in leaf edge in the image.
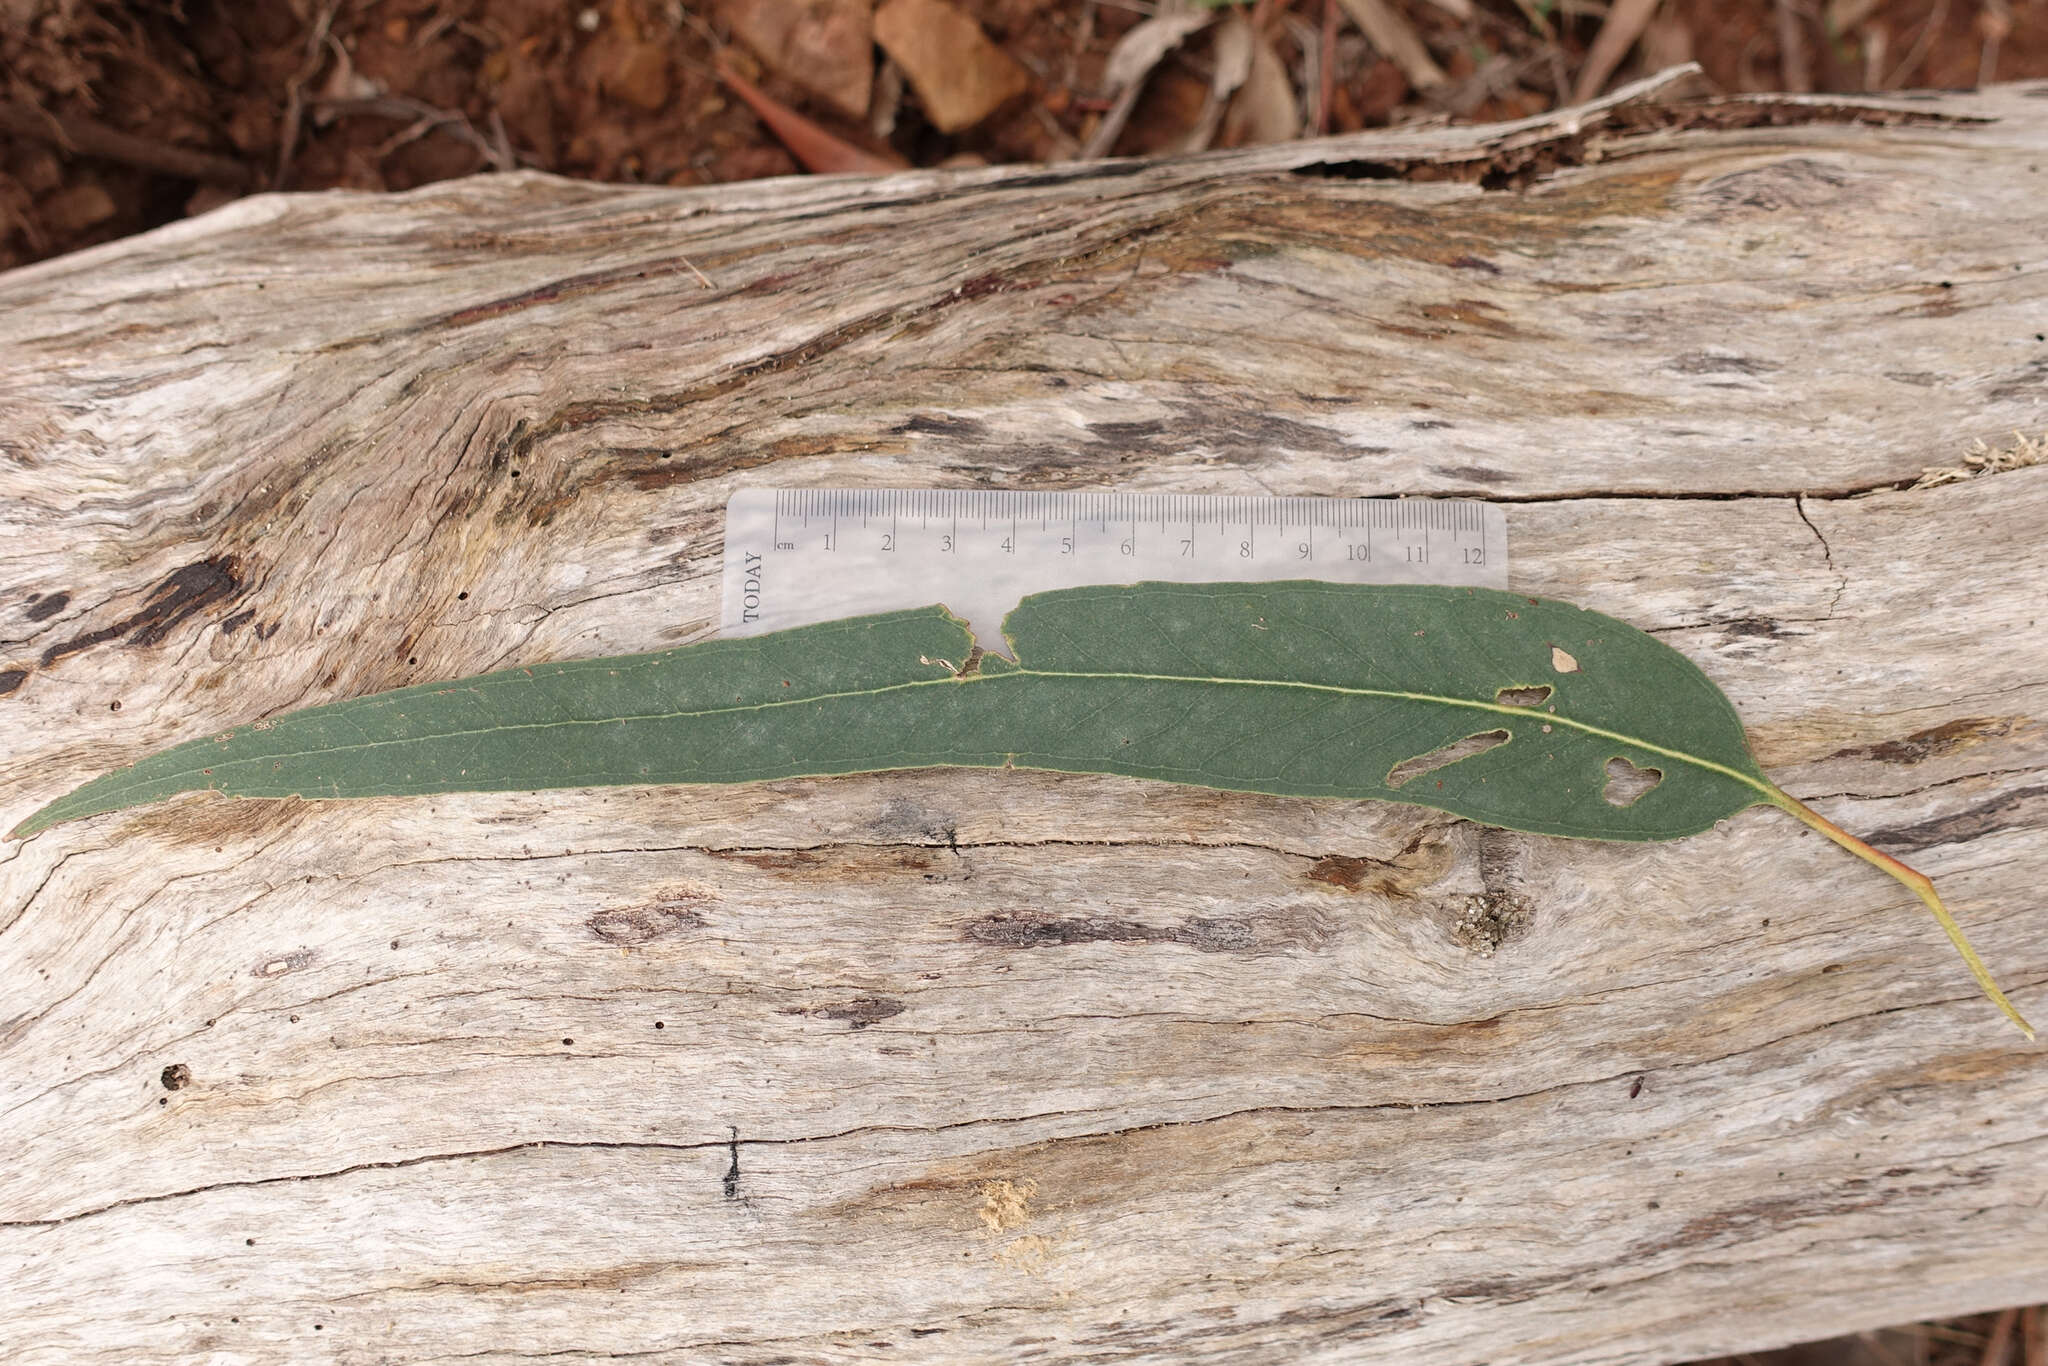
[9,581,2032,1038]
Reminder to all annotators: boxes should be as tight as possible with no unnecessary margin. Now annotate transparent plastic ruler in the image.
[722,488,1507,649]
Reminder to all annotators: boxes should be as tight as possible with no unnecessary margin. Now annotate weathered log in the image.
[3,69,2045,1363]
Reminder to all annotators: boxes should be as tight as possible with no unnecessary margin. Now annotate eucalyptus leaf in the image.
[10,582,2030,1037]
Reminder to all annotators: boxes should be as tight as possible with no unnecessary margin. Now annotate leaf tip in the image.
[7,807,56,841]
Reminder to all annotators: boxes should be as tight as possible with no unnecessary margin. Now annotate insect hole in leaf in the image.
[1387,730,1511,790]
[1603,756,1663,807]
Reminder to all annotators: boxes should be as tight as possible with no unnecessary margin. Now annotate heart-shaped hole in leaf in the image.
[1495,685,1553,707]
[1387,729,1510,790]
[1603,755,1663,807]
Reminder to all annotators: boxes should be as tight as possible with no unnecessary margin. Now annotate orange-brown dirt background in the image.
[1,2,2043,1361]
[5,0,2047,270]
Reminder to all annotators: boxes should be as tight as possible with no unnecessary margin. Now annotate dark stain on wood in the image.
[0,667,25,697]
[1668,352,1780,376]
[717,849,822,873]
[1307,834,1448,899]
[782,996,907,1030]
[611,444,805,498]
[869,797,961,848]
[954,272,1035,301]
[1692,158,1853,214]
[39,556,242,668]
[429,254,727,330]
[1307,855,1376,892]
[1414,300,1525,339]
[1862,785,2047,855]
[220,608,257,635]
[1432,465,1511,484]
[1089,419,1166,444]
[1089,402,1344,461]
[1988,355,2048,403]
[118,794,307,847]
[1829,716,2018,765]
[587,894,709,945]
[964,908,1329,954]
[897,413,990,438]
[1434,1273,1573,1307]
[25,590,67,621]
[1658,1164,1992,1254]
[1716,615,1787,639]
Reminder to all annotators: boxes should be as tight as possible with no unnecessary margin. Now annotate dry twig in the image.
[1982,1307,2021,1366]
[0,101,253,188]
[1336,0,1448,91]
[1910,432,2047,489]
[275,0,343,189]
[1979,0,2012,85]
[1776,0,1813,92]
[1572,0,1662,101]
[1883,0,1950,89]
[1318,0,1337,132]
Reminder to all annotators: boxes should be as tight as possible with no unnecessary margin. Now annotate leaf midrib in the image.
[94,666,1773,801]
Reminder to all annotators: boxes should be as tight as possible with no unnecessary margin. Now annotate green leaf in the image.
[9,582,2031,1037]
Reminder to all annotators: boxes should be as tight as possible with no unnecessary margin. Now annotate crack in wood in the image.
[11,988,2022,1233]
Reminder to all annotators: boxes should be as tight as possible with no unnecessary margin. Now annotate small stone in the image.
[722,0,875,120]
[41,183,117,234]
[185,185,239,218]
[609,45,673,112]
[874,0,1029,134]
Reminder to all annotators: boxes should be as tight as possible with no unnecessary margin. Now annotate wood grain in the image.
[3,71,2045,1364]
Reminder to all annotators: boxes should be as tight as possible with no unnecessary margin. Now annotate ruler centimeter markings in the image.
[723,489,1507,650]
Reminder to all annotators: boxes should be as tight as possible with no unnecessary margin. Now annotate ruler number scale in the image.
[724,489,1508,649]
